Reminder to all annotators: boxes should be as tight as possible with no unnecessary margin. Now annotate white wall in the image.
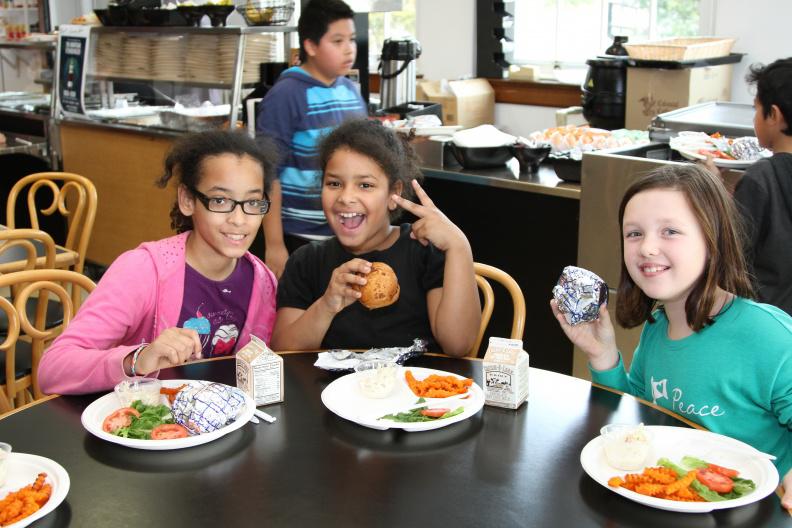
[416,0,792,135]
[712,0,792,103]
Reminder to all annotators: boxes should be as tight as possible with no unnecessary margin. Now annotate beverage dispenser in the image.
[378,37,421,109]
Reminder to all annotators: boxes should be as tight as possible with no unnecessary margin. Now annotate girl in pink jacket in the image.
[39,131,279,395]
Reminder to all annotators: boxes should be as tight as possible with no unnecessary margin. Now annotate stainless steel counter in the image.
[421,159,581,200]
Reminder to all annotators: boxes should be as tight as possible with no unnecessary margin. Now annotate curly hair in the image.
[318,119,423,220]
[615,164,755,331]
[155,130,279,234]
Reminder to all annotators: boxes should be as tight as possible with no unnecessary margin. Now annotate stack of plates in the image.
[242,33,284,84]
[185,34,227,84]
[95,33,125,77]
[122,34,154,79]
[215,36,239,85]
[151,35,187,82]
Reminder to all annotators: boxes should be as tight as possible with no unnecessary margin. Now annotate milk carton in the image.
[236,335,283,406]
[483,337,529,409]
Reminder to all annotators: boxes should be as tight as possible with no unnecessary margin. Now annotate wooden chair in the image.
[6,172,98,275]
[0,228,63,336]
[0,269,96,409]
[471,262,526,358]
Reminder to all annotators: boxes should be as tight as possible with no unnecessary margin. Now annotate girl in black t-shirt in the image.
[271,119,481,357]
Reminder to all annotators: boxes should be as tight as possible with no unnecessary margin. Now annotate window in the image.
[367,0,416,72]
[512,0,714,81]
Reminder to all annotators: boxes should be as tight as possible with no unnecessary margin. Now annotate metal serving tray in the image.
[649,101,755,142]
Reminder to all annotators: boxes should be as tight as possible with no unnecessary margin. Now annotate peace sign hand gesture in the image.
[391,180,468,253]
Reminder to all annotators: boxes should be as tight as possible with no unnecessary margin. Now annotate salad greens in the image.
[658,457,756,502]
[379,406,465,423]
[114,400,174,439]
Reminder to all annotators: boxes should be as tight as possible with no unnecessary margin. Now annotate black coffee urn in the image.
[581,36,628,130]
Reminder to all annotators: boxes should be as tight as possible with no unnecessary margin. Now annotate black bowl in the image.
[138,8,190,26]
[550,156,582,182]
[448,143,514,169]
[93,9,112,26]
[204,5,234,27]
[177,5,205,26]
[512,143,551,173]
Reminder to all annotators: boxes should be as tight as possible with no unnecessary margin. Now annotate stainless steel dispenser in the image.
[378,37,421,109]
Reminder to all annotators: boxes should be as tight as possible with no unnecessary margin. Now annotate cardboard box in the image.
[416,78,495,128]
[625,64,733,130]
[236,335,283,406]
[482,337,529,409]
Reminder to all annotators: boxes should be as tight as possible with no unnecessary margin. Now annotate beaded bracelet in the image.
[130,344,148,377]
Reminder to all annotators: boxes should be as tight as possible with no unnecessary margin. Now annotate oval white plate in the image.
[321,366,484,432]
[580,425,780,513]
[1,452,69,528]
[673,148,767,168]
[81,379,255,450]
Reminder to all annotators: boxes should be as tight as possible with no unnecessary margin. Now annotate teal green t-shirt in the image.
[592,297,792,477]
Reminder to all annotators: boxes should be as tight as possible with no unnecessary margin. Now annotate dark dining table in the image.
[1,353,789,528]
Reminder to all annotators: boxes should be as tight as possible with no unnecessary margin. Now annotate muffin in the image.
[356,262,400,309]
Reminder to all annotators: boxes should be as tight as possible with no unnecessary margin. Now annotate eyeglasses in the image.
[190,188,270,215]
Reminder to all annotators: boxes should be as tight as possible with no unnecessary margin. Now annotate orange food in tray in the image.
[405,370,473,398]
[0,472,52,526]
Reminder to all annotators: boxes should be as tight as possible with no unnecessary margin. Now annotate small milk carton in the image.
[483,337,529,409]
[236,335,283,406]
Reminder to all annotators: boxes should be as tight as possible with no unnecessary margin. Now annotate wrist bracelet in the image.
[130,344,148,377]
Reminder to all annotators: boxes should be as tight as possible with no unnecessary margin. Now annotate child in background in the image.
[38,131,279,395]
[256,0,367,278]
[550,164,792,507]
[272,119,481,357]
[732,57,792,315]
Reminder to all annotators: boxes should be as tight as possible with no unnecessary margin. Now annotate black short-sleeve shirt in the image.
[276,224,445,350]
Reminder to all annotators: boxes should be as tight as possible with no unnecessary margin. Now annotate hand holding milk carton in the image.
[483,337,529,409]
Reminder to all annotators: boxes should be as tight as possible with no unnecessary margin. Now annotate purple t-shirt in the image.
[177,258,253,358]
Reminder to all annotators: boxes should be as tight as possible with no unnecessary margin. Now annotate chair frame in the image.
[6,172,98,275]
[471,262,526,358]
[0,269,96,409]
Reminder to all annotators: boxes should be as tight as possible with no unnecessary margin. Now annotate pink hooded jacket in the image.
[38,232,277,395]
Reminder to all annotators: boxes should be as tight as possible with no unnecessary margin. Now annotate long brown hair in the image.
[615,164,754,330]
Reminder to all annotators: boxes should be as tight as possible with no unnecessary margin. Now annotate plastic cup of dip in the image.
[355,360,399,399]
[600,423,652,470]
[0,442,12,487]
[114,377,162,407]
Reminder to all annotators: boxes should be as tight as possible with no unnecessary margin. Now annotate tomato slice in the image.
[420,408,450,418]
[696,468,734,493]
[707,463,739,478]
[151,424,190,440]
[102,407,141,433]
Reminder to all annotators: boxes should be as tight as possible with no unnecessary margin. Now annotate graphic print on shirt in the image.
[183,307,211,349]
[650,376,726,418]
[212,324,239,356]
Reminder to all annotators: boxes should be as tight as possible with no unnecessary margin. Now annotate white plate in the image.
[393,126,463,136]
[1,453,69,528]
[673,148,766,169]
[321,366,484,431]
[580,425,780,513]
[81,379,255,450]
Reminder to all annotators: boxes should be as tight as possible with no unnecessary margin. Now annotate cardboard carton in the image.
[236,335,283,406]
[483,337,529,409]
[416,78,495,128]
[625,64,733,130]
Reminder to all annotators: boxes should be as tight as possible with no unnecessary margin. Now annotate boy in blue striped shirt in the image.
[256,0,367,277]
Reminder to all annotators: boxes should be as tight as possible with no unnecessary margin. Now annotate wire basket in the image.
[624,37,736,61]
[235,0,295,26]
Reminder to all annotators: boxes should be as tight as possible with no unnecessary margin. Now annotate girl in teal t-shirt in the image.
[551,164,792,507]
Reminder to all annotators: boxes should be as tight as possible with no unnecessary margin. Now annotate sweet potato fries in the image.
[0,472,52,526]
[608,467,704,502]
[405,370,472,398]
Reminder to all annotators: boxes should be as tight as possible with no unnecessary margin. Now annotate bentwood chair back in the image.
[471,262,527,358]
[0,269,96,409]
[6,172,98,275]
